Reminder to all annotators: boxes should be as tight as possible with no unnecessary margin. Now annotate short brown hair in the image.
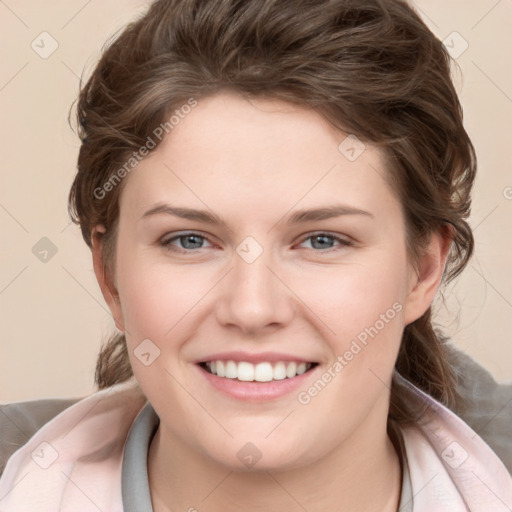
[68,0,476,424]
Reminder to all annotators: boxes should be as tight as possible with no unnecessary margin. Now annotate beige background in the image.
[1,0,511,403]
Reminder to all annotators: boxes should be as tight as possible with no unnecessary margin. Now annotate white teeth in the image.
[204,360,313,381]
[216,361,225,377]
[254,362,273,382]
[273,362,287,380]
[237,361,254,381]
[286,362,297,378]
[225,360,238,379]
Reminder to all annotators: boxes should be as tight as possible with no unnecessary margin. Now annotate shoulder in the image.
[445,342,512,474]
[396,366,512,508]
[0,397,81,476]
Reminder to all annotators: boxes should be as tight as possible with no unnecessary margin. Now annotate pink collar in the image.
[395,371,512,511]
[0,375,510,511]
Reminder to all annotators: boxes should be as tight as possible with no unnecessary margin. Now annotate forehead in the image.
[119,91,398,220]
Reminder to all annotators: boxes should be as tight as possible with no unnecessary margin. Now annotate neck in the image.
[148,410,402,512]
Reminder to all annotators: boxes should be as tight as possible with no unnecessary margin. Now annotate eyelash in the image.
[160,231,354,254]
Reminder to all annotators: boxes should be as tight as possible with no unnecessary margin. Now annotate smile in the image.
[199,360,318,382]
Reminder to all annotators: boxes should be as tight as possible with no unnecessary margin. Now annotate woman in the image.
[0,0,511,510]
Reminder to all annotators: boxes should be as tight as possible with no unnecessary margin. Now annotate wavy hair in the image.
[68,0,476,424]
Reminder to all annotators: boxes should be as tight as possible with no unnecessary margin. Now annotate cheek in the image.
[291,260,407,433]
[115,245,216,344]
[292,248,409,406]
[297,254,408,344]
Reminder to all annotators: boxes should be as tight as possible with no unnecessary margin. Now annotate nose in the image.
[215,245,295,335]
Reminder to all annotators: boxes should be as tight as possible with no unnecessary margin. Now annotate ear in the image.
[91,225,125,332]
[403,224,453,326]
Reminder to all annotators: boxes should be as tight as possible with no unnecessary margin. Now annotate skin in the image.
[92,91,451,512]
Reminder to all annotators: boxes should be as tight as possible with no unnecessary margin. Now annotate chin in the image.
[201,435,316,473]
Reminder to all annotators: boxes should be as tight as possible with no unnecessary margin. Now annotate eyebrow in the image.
[140,202,374,226]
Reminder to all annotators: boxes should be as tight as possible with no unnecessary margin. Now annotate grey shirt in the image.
[122,401,159,512]
[120,402,414,511]
[3,343,510,510]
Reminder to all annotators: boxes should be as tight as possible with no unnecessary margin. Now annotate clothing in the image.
[444,342,512,472]
[120,403,414,511]
[390,420,414,512]
[122,401,159,511]
[0,373,511,511]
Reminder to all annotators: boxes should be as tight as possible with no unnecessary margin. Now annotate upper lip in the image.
[195,351,318,364]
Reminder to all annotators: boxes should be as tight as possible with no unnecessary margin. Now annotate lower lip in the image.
[195,363,319,402]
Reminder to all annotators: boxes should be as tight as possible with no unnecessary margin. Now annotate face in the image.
[94,91,444,471]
